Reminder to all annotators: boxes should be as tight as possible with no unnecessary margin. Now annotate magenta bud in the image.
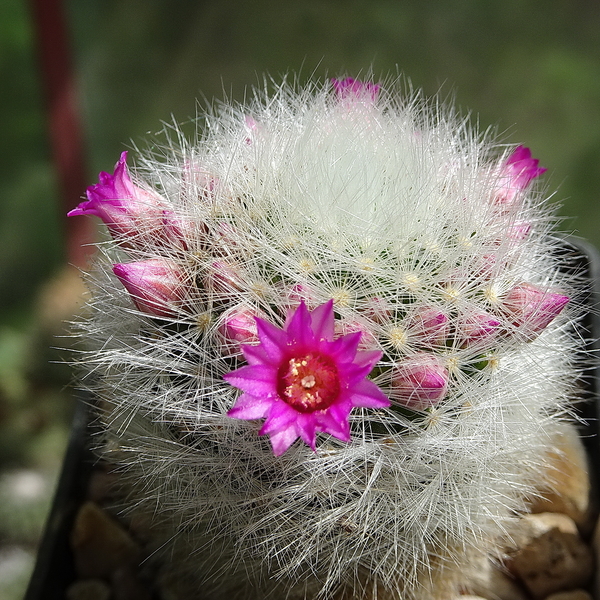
[493,145,546,206]
[218,307,259,348]
[69,152,187,249]
[392,354,449,408]
[206,261,243,295]
[284,283,317,307]
[407,306,449,346]
[503,283,569,338]
[182,159,219,196]
[331,77,381,101]
[113,259,184,317]
[458,311,501,347]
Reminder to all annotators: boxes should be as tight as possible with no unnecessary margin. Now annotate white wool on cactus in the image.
[70,76,585,600]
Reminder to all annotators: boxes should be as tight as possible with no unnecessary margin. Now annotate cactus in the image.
[70,76,585,599]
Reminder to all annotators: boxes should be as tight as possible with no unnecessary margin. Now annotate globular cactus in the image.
[70,76,585,600]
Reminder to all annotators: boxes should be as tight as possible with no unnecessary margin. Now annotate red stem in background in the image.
[29,0,95,267]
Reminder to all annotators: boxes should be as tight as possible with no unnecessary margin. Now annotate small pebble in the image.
[71,500,141,579]
[505,512,593,599]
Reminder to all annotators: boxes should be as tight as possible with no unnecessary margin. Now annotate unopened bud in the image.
[113,259,184,317]
[392,354,449,408]
[503,283,569,338]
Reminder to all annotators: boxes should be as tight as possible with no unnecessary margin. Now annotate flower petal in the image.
[268,426,301,456]
[223,364,277,397]
[227,393,272,420]
[254,318,287,362]
[348,378,390,409]
[286,301,315,347]
[309,299,335,341]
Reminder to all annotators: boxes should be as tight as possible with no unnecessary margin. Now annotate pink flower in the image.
[392,354,449,408]
[224,300,389,456]
[113,259,185,317]
[494,145,547,205]
[503,283,569,339]
[69,152,186,248]
[331,78,381,102]
[364,297,392,323]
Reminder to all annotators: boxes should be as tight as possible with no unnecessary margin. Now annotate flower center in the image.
[277,352,341,413]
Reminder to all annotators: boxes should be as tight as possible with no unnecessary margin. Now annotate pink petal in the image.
[309,299,335,340]
[241,343,272,366]
[347,378,390,408]
[227,394,272,420]
[326,331,362,364]
[259,406,297,436]
[296,415,318,449]
[316,408,351,442]
[286,301,315,346]
[222,364,276,397]
[269,427,301,456]
[254,318,287,362]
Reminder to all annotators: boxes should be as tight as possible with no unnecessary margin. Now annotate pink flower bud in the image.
[493,146,546,206]
[503,283,569,338]
[113,259,184,317]
[458,311,501,347]
[407,306,449,347]
[364,297,392,323]
[206,261,243,296]
[218,306,260,349]
[507,221,532,241]
[69,152,187,249]
[331,78,381,101]
[392,354,449,408]
[283,283,318,308]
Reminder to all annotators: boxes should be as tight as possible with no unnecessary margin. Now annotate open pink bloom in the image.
[331,77,381,102]
[503,283,569,338]
[224,300,389,456]
[69,152,186,247]
[494,145,547,205]
[392,354,449,408]
[113,259,184,318]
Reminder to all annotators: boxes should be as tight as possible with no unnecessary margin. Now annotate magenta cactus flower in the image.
[392,354,449,408]
[503,283,570,338]
[112,259,184,317]
[494,145,547,205]
[224,300,389,455]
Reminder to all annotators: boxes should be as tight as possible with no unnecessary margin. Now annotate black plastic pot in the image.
[24,236,600,600]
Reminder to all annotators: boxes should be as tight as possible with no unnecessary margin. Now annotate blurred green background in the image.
[1,0,600,596]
